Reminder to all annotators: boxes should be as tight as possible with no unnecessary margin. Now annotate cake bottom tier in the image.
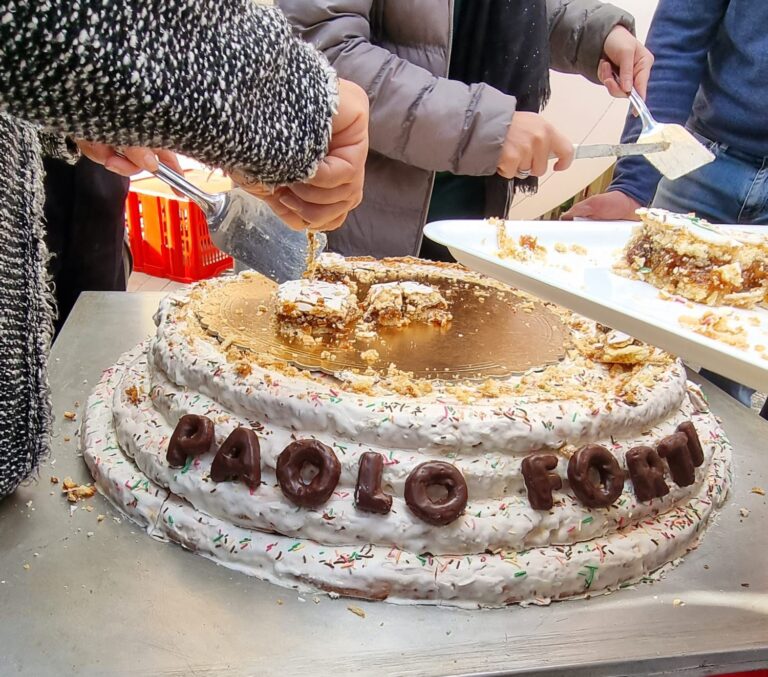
[82,348,732,608]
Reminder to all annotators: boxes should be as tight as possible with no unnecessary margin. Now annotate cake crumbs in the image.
[360,349,380,365]
[234,362,253,378]
[50,476,59,485]
[672,598,684,607]
[347,605,366,618]
[124,385,141,405]
[750,486,765,496]
[61,477,96,503]
[739,508,750,518]
[679,311,749,349]
[63,411,77,421]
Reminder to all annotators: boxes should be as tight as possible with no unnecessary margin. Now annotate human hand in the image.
[239,78,370,232]
[561,191,642,221]
[598,26,654,99]
[76,140,183,176]
[497,111,574,180]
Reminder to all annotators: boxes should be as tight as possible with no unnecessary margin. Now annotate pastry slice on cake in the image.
[363,281,452,328]
[273,279,359,341]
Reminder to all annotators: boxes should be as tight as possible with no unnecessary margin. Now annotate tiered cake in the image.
[83,255,731,607]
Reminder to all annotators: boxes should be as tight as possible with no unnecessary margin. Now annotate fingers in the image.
[632,47,654,100]
[599,59,626,98]
[310,154,357,189]
[497,112,574,179]
[551,132,574,172]
[75,140,182,177]
[261,194,312,232]
[76,139,115,166]
[289,179,359,206]
[560,201,594,221]
[276,191,350,227]
[617,47,635,95]
[155,149,184,174]
[561,192,642,221]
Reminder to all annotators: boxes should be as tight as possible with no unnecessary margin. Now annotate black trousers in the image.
[43,157,130,336]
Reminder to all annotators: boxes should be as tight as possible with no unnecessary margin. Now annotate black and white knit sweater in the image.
[0,0,338,499]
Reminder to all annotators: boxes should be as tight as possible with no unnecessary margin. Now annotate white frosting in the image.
[275,279,357,316]
[83,346,732,608]
[82,266,733,607]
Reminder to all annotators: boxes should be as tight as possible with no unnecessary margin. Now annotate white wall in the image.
[509,0,658,219]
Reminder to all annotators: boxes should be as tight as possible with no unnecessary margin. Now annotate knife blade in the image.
[573,141,670,160]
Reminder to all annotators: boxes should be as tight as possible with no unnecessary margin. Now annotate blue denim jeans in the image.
[652,130,768,409]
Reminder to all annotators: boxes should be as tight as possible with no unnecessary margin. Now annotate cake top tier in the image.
[152,256,688,453]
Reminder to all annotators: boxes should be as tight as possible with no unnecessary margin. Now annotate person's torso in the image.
[368,0,453,78]
[691,0,768,157]
[330,0,454,257]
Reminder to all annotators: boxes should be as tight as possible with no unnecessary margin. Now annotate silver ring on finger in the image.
[515,168,532,180]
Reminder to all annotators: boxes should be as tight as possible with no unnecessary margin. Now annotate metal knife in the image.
[572,141,670,159]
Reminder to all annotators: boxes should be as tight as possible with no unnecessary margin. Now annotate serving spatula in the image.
[138,161,326,283]
[608,70,715,180]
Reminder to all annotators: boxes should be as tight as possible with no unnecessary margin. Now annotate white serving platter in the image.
[424,219,768,392]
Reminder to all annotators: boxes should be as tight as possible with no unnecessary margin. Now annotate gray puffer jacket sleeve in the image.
[278,0,512,176]
[278,0,634,176]
[548,0,635,83]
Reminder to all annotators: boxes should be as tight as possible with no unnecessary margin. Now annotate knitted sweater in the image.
[0,0,338,499]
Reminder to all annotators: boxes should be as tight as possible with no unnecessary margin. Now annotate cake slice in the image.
[622,208,768,308]
[273,279,359,340]
[363,281,451,328]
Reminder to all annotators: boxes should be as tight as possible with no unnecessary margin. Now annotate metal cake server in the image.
[611,70,715,180]
[140,161,326,283]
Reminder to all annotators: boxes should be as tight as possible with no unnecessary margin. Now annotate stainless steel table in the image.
[1,291,767,677]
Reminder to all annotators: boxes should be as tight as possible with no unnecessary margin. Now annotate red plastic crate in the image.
[124,173,233,283]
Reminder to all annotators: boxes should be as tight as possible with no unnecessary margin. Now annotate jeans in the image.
[652,130,768,410]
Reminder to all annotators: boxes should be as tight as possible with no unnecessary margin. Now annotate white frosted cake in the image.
[82,255,731,607]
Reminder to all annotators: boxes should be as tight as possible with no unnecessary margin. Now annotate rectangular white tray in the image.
[424,219,768,392]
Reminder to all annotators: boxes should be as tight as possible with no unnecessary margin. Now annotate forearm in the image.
[0,1,337,184]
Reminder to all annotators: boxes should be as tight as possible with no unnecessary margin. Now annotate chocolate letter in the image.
[354,452,392,514]
[521,453,563,511]
[676,421,704,467]
[210,427,261,490]
[276,439,341,508]
[167,414,215,468]
[404,461,468,526]
[658,432,696,487]
[626,445,669,502]
[567,444,625,508]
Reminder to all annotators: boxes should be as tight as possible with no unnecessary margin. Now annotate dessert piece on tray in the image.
[621,208,768,308]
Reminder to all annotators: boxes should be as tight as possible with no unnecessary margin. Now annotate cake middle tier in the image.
[112,351,726,556]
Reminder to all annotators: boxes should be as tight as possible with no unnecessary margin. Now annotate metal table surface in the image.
[1,291,767,677]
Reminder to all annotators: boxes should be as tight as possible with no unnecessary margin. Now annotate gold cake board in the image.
[195,273,568,381]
